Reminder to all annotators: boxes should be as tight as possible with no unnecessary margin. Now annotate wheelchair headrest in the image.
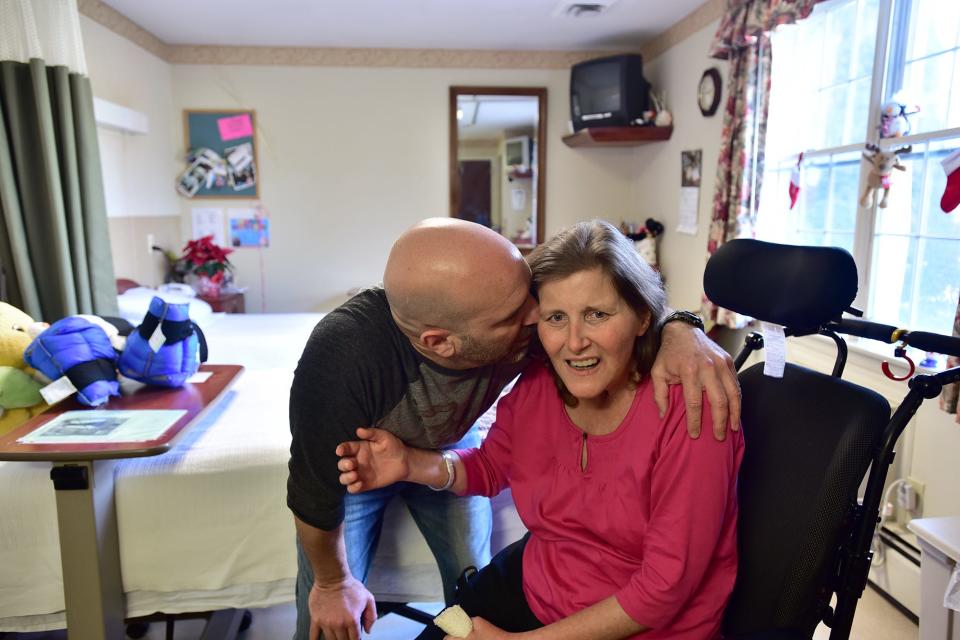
[703,239,858,329]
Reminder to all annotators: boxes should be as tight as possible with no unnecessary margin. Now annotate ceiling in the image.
[100,0,704,51]
[457,96,539,140]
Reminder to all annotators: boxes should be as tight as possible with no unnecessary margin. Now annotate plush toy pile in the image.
[0,303,49,436]
[0,296,207,433]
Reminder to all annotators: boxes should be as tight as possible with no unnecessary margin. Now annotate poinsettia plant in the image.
[181,235,234,284]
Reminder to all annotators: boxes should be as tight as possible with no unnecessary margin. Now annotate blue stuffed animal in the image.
[118,296,207,387]
[25,317,121,407]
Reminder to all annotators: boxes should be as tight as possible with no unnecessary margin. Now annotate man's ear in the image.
[419,328,457,359]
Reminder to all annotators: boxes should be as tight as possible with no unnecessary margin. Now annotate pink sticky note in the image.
[217,114,253,141]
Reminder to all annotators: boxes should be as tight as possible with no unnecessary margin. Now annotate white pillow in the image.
[117,287,214,327]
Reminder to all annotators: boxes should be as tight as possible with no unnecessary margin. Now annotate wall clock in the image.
[698,67,722,117]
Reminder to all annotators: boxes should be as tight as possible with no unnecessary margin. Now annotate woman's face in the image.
[537,267,650,404]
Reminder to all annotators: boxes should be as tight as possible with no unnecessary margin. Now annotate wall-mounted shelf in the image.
[562,126,673,148]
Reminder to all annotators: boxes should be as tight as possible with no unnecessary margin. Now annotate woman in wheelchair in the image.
[336,220,744,640]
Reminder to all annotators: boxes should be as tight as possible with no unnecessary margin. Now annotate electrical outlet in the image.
[147,233,155,254]
[907,476,925,513]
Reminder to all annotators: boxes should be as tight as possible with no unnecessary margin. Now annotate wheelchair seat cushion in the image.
[24,316,120,407]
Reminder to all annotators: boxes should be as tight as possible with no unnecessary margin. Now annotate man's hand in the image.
[652,321,741,440]
[336,427,409,493]
[308,575,376,640]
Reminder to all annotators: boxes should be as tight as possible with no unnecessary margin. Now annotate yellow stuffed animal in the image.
[0,302,49,436]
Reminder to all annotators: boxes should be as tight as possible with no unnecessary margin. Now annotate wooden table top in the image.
[0,364,243,462]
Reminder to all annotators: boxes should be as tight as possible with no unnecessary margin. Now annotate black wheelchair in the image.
[708,239,960,640]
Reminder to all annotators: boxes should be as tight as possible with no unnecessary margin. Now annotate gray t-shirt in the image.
[287,288,528,530]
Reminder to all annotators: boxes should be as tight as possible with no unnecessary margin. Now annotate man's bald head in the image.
[384,218,530,335]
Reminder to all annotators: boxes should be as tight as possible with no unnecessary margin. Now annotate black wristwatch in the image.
[660,310,705,332]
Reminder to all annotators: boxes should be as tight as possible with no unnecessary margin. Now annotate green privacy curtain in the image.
[0,0,117,321]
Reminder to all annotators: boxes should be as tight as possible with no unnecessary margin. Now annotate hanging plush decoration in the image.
[860,144,911,209]
[941,147,960,213]
[788,152,803,209]
[879,97,920,139]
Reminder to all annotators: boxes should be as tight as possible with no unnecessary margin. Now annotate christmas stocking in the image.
[942,147,960,213]
[789,152,803,209]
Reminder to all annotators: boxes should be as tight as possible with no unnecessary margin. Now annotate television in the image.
[570,54,651,131]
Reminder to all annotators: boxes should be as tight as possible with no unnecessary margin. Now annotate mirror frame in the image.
[449,86,547,248]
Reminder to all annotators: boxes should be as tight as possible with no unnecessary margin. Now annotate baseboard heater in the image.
[867,524,921,623]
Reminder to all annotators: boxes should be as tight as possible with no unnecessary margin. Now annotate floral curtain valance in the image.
[710,0,823,60]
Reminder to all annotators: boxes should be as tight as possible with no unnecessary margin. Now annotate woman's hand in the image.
[446,616,517,640]
[336,427,409,493]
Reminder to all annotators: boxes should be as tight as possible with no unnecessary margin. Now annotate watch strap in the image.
[661,310,705,332]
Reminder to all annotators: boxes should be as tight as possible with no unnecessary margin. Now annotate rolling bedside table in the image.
[199,290,245,313]
[0,365,244,639]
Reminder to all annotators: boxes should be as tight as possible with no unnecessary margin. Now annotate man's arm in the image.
[651,316,741,440]
[294,517,376,640]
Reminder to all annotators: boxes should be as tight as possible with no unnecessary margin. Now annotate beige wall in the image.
[107,216,181,288]
[81,16,180,286]
[81,16,179,219]
[169,64,636,312]
[631,21,727,311]
[80,14,637,311]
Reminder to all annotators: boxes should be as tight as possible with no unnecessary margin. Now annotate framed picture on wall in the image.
[181,109,259,198]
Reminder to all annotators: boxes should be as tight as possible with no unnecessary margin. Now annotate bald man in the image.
[288,219,739,640]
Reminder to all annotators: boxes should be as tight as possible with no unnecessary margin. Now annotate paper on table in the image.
[677,186,700,235]
[761,322,786,378]
[18,410,187,444]
[186,371,213,383]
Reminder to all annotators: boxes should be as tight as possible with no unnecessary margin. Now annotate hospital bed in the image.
[0,309,525,633]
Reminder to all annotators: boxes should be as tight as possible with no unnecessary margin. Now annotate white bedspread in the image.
[0,312,525,631]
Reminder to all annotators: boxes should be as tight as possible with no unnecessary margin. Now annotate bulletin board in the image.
[182,109,259,198]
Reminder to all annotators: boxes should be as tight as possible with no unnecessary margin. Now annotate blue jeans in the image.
[294,427,493,640]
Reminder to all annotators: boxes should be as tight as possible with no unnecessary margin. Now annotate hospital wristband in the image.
[428,450,458,492]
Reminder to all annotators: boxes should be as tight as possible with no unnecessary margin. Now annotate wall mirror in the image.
[449,86,546,250]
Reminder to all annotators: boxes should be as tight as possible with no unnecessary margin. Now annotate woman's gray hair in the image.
[527,219,667,406]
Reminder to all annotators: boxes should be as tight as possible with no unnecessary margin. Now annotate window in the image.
[756,0,960,337]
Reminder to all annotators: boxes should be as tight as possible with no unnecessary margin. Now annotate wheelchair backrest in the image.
[722,362,890,638]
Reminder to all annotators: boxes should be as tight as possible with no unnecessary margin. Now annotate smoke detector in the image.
[552,0,619,18]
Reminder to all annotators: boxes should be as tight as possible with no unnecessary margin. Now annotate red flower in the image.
[180,236,233,278]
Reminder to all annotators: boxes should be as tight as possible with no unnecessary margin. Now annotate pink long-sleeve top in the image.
[457,361,744,640]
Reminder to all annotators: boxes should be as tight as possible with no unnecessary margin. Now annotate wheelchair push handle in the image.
[830,318,960,358]
[830,318,899,343]
[903,331,960,358]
